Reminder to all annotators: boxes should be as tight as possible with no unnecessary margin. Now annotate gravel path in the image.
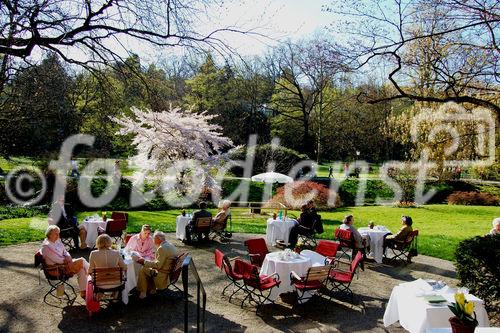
[0,233,463,333]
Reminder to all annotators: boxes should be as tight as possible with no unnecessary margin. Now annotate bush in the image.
[0,205,49,220]
[229,144,308,177]
[455,235,500,324]
[266,181,341,209]
[447,191,499,206]
[221,179,267,202]
[469,162,500,181]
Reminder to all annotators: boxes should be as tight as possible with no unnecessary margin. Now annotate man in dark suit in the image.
[48,195,85,248]
[288,201,321,248]
[185,201,212,243]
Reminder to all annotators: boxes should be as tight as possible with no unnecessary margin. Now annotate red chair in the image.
[99,212,128,245]
[290,265,331,303]
[328,251,363,300]
[214,249,246,301]
[315,240,340,264]
[243,238,269,267]
[240,260,280,308]
[34,251,76,304]
[334,228,355,260]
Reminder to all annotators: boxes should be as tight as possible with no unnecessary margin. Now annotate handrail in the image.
[182,255,206,333]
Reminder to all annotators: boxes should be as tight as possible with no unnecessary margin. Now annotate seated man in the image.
[41,225,89,298]
[288,202,320,249]
[48,195,87,249]
[185,201,212,243]
[383,215,413,253]
[339,214,369,250]
[125,224,155,260]
[136,231,178,299]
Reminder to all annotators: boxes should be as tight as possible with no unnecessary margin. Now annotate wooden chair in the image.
[385,229,419,265]
[290,265,332,303]
[35,251,76,304]
[186,217,212,243]
[210,214,232,242]
[214,249,246,301]
[90,267,126,302]
[243,238,269,267]
[164,252,188,294]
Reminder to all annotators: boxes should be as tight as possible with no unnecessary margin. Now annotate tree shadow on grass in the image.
[58,294,246,333]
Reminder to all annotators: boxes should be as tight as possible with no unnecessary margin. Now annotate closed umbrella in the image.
[251,171,293,183]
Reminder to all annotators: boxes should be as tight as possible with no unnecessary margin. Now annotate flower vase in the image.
[449,317,477,333]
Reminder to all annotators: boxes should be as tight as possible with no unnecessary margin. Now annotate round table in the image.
[122,254,141,304]
[175,215,192,240]
[266,218,297,246]
[359,226,391,263]
[260,251,311,302]
[82,219,108,248]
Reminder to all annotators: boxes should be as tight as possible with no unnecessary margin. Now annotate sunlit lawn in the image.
[1,204,496,261]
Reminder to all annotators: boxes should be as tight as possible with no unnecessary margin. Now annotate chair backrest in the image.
[92,267,124,289]
[305,265,331,283]
[195,217,212,232]
[170,252,188,285]
[244,238,269,266]
[239,259,260,284]
[406,229,419,243]
[34,251,44,268]
[124,233,134,245]
[212,214,229,232]
[214,249,224,270]
[315,240,340,258]
[106,218,127,235]
[111,212,128,222]
[335,228,354,247]
[350,251,364,273]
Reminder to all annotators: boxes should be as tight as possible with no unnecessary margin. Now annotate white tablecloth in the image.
[384,279,490,333]
[260,251,311,301]
[82,220,108,248]
[175,215,192,240]
[122,256,141,304]
[359,226,391,263]
[300,250,328,266]
[266,218,297,246]
[427,328,500,333]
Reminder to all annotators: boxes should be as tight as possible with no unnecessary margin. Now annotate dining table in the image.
[175,214,192,240]
[358,225,391,263]
[265,217,297,246]
[121,251,141,304]
[82,217,109,248]
[383,279,490,333]
[259,250,312,303]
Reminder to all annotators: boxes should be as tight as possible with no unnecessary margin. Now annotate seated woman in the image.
[383,215,413,253]
[212,200,231,226]
[488,218,500,236]
[124,224,155,260]
[86,234,127,313]
[41,225,89,298]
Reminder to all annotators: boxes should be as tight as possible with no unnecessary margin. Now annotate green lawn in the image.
[1,204,496,261]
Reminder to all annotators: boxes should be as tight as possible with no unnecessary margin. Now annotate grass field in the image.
[0,204,496,261]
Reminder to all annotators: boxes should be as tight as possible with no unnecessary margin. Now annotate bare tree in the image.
[324,0,500,114]
[0,0,252,91]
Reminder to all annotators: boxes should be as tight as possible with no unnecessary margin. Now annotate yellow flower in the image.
[464,301,475,316]
[455,293,466,309]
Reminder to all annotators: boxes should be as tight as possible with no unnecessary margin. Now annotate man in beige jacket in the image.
[136,231,178,299]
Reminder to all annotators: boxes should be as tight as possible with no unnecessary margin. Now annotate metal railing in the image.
[182,255,206,333]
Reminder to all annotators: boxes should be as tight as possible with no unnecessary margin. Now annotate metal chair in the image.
[385,229,419,265]
[297,215,322,248]
[328,251,363,300]
[90,267,126,303]
[334,228,355,260]
[290,265,332,303]
[210,214,232,242]
[34,251,76,304]
[240,260,280,309]
[243,238,269,267]
[59,226,78,251]
[164,252,188,293]
[186,217,212,243]
[315,240,340,264]
[214,249,246,301]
